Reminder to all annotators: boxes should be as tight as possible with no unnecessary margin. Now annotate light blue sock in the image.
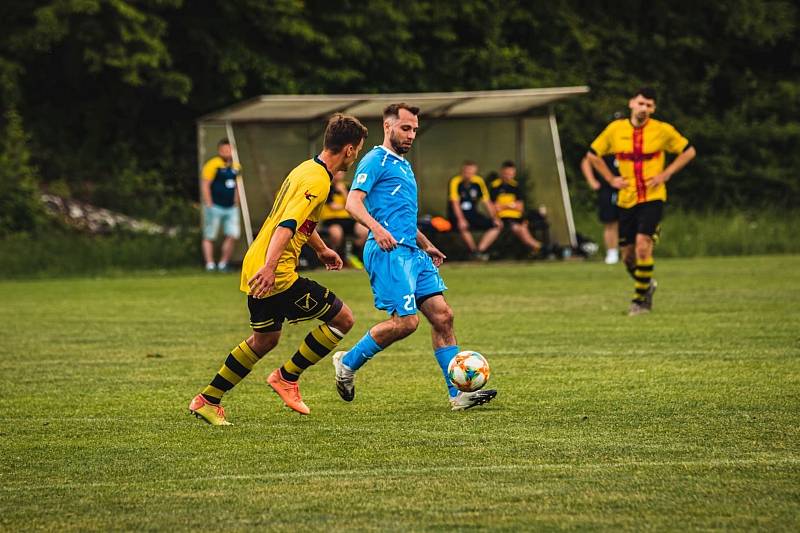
[434,345,460,398]
[342,331,382,371]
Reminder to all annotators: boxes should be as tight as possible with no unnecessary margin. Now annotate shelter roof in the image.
[199,86,589,123]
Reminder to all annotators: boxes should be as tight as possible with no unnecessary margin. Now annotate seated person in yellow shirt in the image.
[447,160,502,260]
[489,161,542,256]
[319,170,368,266]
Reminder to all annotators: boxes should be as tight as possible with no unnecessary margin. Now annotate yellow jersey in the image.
[590,118,689,208]
[489,177,523,219]
[240,157,332,296]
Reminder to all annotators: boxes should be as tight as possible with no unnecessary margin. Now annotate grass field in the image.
[1,256,799,531]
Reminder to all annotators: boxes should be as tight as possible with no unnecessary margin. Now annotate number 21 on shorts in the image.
[403,294,415,312]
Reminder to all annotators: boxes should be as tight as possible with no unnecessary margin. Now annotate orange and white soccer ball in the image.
[447,351,491,392]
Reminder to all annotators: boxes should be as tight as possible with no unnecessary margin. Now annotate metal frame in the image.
[548,108,577,247]
[225,121,254,246]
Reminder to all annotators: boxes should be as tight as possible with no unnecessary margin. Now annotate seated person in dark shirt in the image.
[447,160,502,260]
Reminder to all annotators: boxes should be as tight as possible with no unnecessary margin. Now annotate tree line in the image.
[2,0,798,235]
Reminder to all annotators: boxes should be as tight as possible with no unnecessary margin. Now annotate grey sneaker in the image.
[450,389,497,411]
[628,301,650,316]
[332,350,355,402]
[643,279,658,310]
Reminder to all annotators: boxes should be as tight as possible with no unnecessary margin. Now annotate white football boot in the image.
[332,351,356,402]
[449,389,498,411]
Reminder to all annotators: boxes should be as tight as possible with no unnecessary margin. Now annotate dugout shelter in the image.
[197,87,589,259]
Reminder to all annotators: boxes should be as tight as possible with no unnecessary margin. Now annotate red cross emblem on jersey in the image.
[616,126,661,202]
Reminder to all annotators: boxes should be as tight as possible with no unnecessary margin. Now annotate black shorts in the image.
[450,211,495,231]
[618,201,664,247]
[247,277,343,332]
[597,188,619,223]
[321,218,356,235]
[501,217,524,229]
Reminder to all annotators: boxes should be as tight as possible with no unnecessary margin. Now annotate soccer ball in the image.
[447,351,491,392]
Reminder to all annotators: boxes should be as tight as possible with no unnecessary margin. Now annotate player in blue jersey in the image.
[331,103,497,411]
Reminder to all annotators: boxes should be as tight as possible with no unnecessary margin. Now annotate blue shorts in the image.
[363,240,447,316]
[203,204,241,240]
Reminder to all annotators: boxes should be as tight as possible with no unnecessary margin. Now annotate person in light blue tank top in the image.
[330,103,498,411]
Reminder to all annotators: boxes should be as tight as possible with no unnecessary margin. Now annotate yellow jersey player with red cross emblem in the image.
[188,114,368,424]
[587,87,696,316]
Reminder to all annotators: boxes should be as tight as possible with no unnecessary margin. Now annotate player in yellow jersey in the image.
[189,114,368,423]
[587,87,696,315]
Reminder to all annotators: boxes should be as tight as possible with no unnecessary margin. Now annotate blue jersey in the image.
[351,145,418,248]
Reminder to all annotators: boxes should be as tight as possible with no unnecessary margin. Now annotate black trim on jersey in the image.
[682,144,693,153]
[588,147,598,155]
[313,156,334,180]
[278,219,297,233]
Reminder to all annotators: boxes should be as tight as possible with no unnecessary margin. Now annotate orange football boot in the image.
[266,369,311,415]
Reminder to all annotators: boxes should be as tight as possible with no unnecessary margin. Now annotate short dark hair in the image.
[462,160,477,167]
[633,87,657,101]
[218,138,230,147]
[383,103,420,119]
[323,114,368,154]
[501,160,516,169]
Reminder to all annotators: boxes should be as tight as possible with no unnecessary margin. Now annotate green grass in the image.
[1,256,799,531]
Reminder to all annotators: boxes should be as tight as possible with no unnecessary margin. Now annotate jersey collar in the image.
[313,155,335,181]
[376,144,405,161]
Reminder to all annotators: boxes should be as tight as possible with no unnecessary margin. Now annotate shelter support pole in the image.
[226,121,254,246]
[197,125,207,197]
[516,117,525,177]
[548,108,577,247]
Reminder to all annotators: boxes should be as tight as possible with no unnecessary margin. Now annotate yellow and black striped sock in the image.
[633,257,654,302]
[201,341,261,404]
[279,324,343,382]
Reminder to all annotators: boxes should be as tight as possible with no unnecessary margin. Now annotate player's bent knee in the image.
[248,332,279,356]
[433,306,454,330]
[394,314,419,338]
[328,303,355,333]
[635,240,653,259]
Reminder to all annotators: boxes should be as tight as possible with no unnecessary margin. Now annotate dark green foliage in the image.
[0,109,45,236]
[1,0,798,220]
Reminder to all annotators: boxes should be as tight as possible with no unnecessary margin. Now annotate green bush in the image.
[573,207,800,258]
[0,109,45,236]
[0,229,199,278]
